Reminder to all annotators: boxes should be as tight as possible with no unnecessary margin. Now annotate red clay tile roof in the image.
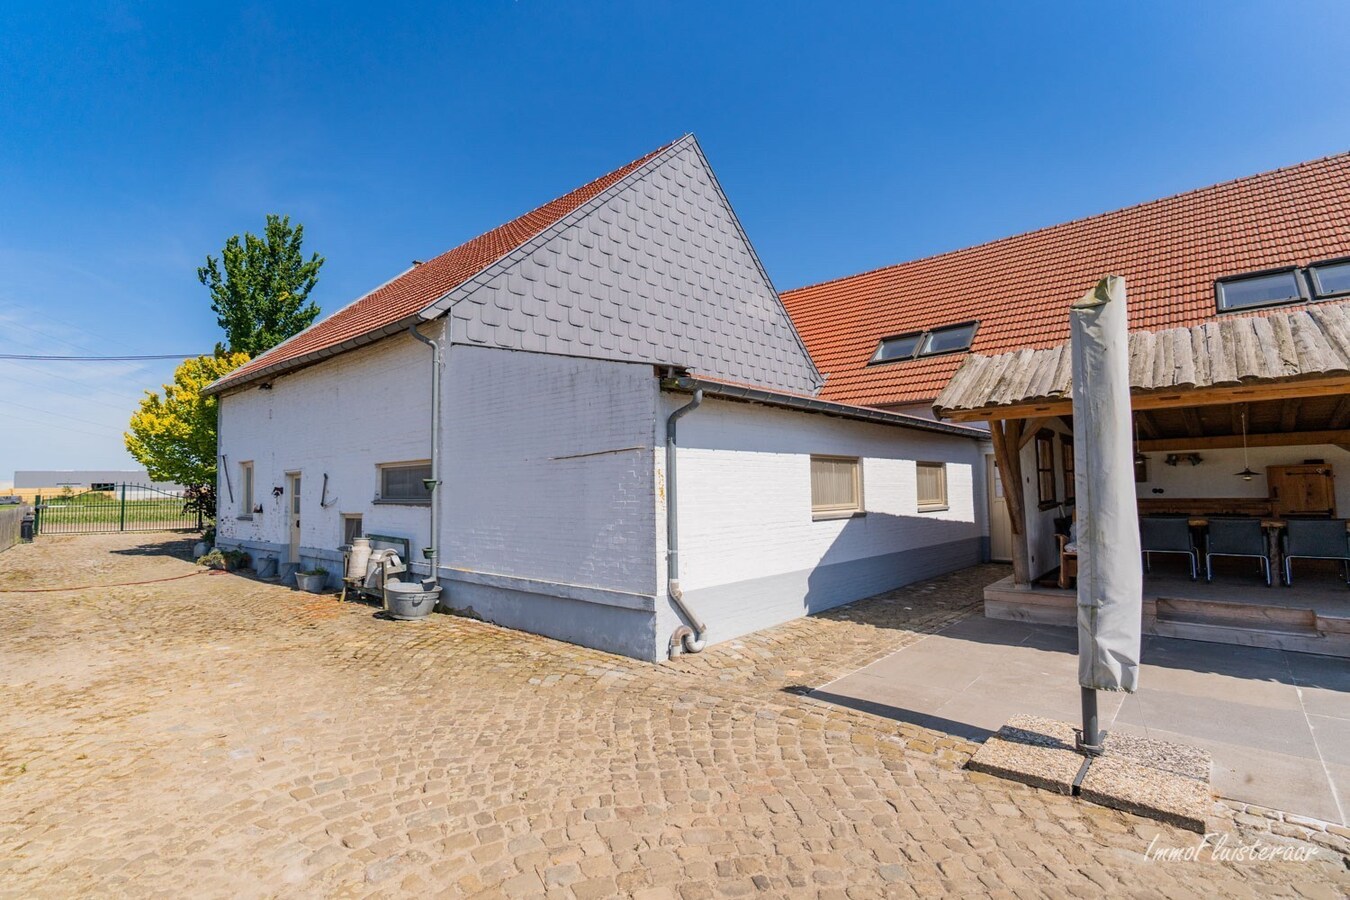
[210,139,679,393]
[781,152,1350,408]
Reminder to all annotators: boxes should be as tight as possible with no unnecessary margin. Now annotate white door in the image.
[288,473,302,563]
[987,454,1013,562]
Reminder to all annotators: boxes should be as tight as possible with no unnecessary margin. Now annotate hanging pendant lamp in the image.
[1235,408,1258,481]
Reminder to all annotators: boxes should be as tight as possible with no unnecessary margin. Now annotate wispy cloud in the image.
[0,302,182,476]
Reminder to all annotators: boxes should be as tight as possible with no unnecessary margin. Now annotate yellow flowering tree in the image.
[125,351,249,519]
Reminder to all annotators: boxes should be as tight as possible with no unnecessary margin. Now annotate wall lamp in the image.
[1163,453,1203,467]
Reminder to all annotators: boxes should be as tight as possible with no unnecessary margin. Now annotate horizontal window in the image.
[870,322,978,364]
[1215,268,1307,312]
[1308,258,1350,298]
[916,461,948,511]
[378,461,433,502]
[811,455,862,517]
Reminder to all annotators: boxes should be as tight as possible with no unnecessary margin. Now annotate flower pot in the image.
[384,581,442,621]
[193,541,210,559]
[295,572,327,593]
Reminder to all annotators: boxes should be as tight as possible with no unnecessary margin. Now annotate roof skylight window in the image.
[1214,268,1307,312]
[1308,258,1350,298]
[870,322,978,364]
[871,332,924,363]
[920,322,978,356]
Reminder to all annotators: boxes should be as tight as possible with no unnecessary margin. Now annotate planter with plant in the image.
[295,568,328,593]
[197,548,250,571]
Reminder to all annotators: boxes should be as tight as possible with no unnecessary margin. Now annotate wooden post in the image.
[990,418,1031,587]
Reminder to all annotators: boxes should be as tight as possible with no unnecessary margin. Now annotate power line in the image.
[0,353,207,361]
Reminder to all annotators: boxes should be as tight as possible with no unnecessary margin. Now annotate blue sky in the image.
[2,1,1349,482]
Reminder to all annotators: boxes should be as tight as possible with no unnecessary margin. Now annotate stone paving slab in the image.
[818,614,1349,824]
[968,715,1215,832]
[0,534,1345,897]
[1079,754,1213,834]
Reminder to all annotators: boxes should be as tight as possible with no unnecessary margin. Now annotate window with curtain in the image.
[916,462,948,511]
[1036,431,1057,509]
[810,456,862,517]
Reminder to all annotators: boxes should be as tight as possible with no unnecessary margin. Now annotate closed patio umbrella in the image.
[1070,276,1142,753]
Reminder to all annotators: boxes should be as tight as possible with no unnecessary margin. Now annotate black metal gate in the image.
[33,484,203,535]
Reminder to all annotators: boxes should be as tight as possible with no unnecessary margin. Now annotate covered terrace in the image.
[934,300,1350,657]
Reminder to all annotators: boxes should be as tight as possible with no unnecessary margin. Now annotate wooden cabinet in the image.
[1267,464,1336,517]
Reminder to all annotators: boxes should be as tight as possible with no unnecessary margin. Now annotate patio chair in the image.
[1139,517,1198,580]
[1281,519,1350,588]
[1203,518,1271,587]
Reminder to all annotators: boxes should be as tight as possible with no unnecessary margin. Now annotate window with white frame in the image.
[810,455,862,517]
[239,460,254,514]
[377,461,433,502]
[916,461,948,511]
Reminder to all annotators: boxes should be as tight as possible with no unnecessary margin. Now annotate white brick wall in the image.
[659,394,988,646]
[217,334,990,659]
[216,331,434,565]
[442,345,659,595]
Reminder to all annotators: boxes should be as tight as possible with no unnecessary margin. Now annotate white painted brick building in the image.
[209,135,990,661]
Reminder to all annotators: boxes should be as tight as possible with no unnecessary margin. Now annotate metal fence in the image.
[33,484,203,535]
[0,505,23,553]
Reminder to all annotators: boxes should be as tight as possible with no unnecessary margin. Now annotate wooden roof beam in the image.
[1138,429,1350,452]
[1330,395,1350,430]
[1135,411,1159,440]
[1182,407,1204,439]
[939,375,1350,423]
[1279,399,1301,433]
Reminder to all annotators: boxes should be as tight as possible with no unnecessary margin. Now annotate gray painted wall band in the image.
[437,566,656,612]
[679,536,984,647]
[444,581,659,662]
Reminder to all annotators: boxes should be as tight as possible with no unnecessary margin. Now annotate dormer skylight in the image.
[1308,257,1350,298]
[1215,267,1308,312]
[870,322,978,364]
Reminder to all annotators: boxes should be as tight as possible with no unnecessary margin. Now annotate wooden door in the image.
[987,454,1013,561]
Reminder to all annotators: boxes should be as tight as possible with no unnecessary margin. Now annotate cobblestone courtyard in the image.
[0,533,1345,898]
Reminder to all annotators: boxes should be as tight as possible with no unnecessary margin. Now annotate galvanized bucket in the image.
[385,581,442,621]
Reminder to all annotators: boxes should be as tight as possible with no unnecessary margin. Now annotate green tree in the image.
[125,352,250,518]
[198,214,325,356]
